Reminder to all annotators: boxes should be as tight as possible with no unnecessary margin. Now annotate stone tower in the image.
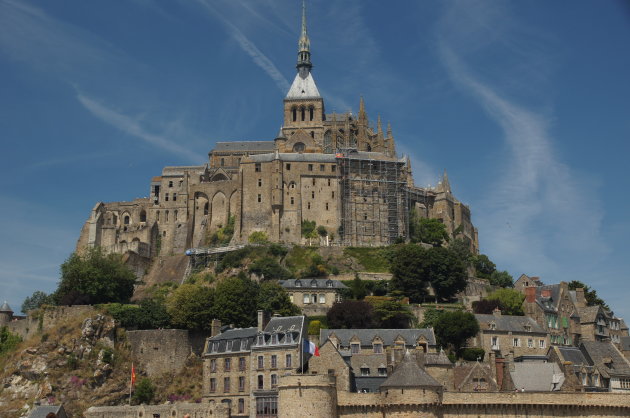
[0,301,13,326]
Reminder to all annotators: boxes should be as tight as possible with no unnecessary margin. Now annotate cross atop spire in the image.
[296,0,312,79]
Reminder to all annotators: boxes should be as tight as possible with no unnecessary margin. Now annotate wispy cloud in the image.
[435,2,606,277]
[195,0,290,93]
[77,93,203,163]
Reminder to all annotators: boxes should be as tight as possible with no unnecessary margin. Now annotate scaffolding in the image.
[336,150,408,246]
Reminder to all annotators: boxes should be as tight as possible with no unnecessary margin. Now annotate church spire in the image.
[297,0,312,79]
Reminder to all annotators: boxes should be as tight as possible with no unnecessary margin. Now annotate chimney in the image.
[494,355,505,390]
[257,310,264,332]
[493,307,502,317]
[211,319,222,337]
[575,288,586,309]
[524,286,536,303]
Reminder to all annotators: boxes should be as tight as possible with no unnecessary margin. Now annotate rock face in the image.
[0,312,120,418]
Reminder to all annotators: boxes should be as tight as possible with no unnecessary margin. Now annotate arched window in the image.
[174,210,178,221]
[165,210,169,222]
[204,202,209,215]
[292,106,297,122]
[301,106,305,121]
[139,210,147,223]
[293,142,305,153]
[124,215,130,225]
[309,106,314,121]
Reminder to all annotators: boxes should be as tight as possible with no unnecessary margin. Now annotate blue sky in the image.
[1,0,629,319]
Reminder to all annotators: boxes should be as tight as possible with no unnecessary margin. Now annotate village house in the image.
[278,277,346,315]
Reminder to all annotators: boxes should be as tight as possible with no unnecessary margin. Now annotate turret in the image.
[0,301,13,326]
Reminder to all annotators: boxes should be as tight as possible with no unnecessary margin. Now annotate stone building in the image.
[471,310,550,361]
[76,1,478,273]
[522,281,581,346]
[279,277,346,316]
[202,313,308,417]
[0,301,13,326]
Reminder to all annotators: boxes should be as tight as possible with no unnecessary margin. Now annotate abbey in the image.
[77,4,477,261]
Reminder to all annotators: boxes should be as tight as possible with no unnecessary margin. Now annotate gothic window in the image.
[139,210,147,223]
[293,142,305,153]
[204,202,209,215]
[309,106,314,121]
[301,106,305,121]
[323,130,332,153]
[292,106,297,122]
[124,215,130,225]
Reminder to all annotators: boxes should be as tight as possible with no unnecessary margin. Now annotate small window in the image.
[351,343,360,354]
[309,106,314,121]
[255,163,261,172]
[210,359,217,372]
[303,294,310,304]
[238,398,245,413]
[310,131,314,138]
[210,378,216,392]
[332,165,336,172]
[224,377,230,392]
[124,215,130,225]
[325,203,329,210]
[224,358,231,371]
[165,211,169,222]
[271,374,278,388]
[173,193,177,202]
[326,280,333,288]
[220,158,225,166]
[286,163,291,170]
[257,194,262,203]
[319,294,326,304]
[257,375,264,390]
[327,178,331,186]
[271,355,277,368]
[290,197,295,205]
[258,179,262,187]
[168,181,173,187]
[528,338,534,348]
[373,343,383,354]
[539,340,546,349]
[257,356,264,369]
[165,193,169,201]
[513,338,520,347]
[378,367,387,376]
[140,210,147,222]
[308,164,313,171]
[312,178,316,186]
[332,191,335,198]
[360,367,370,376]
[311,191,315,199]
[320,164,325,172]
[307,202,311,209]
[286,354,292,368]
[239,357,246,370]
[292,107,297,122]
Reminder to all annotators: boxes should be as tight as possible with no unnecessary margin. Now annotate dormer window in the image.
[311,279,318,288]
[226,340,233,351]
[326,280,333,288]
[295,280,302,287]
[257,335,265,346]
[241,339,248,351]
[524,325,532,332]
[373,343,383,354]
[489,322,496,330]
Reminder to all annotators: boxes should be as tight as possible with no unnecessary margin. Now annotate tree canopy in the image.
[257,281,301,317]
[487,288,525,316]
[213,274,260,328]
[390,244,467,302]
[56,247,137,305]
[371,300,414,328]
[409,214,450,246]
[433,310,479,352]
[471,254,496,279]
[327,300,374,329]
[166,284,215,330]
[489,270,513,288]
[21,290,55,313]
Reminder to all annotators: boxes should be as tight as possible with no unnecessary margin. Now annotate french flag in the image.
[303,339,320,357]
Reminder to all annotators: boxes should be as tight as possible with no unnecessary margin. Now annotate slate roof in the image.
[213,141,275,153]
[621,319,628,331]
[286,72,321,99]
[581,341,630,378]
[321,328,436,347]
[424,349,453,366]
[0,301,12,312]
[249,315,306,349]
[475,314,546,334]
[510,362,564,391]
[578,306,601,323]
[279,278,347,290]
[355,376,387,393]
[558,346,591,366]
[205,327,258,355]
[380,351,441,388]
[29,405,67,418]
[537,284,561,312]
[350,353,387,375]
[620,336,630,352]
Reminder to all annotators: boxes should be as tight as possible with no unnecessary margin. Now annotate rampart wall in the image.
[6,305,97,341]
[126,329,194,377]
[85,403,229,418]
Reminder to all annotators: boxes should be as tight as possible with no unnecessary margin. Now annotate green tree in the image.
[371,300,414,328]
[390,244,430,303]
[21,290,54,313]
[568,281,609,309]
[472,254,496,279]
[424,247,468,301]
[433,310,479,351]
[327,300,374,329]
[249,258,292,281]
[133,377,155,404]
[56,247,137,305]
[257,281,301,317]
[301,220,318,245]
[419,307,444,328]
[489,270,513,288]
[472,299,506,314]
[214,274,260,327]
[487,288,525,315]
[410,214,449,246]
[448,238,473,266]
[0,326,22,356]
[166,284,215,330]
[349,275,367,300]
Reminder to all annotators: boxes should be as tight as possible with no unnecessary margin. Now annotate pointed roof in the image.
[286,72,321,99]
[0,301,12,313]
[380,351,441,388]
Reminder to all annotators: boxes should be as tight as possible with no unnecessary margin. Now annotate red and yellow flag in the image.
[131,363,136,386]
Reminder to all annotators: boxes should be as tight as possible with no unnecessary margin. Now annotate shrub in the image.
[133,377,155,404]
[308,320,322,336]
[460,347,485,362]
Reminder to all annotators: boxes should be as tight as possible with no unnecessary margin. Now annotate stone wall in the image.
[278,374,337,418]
[85,403,229,418]
[6,305,97,341]
[126,329,196,377]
